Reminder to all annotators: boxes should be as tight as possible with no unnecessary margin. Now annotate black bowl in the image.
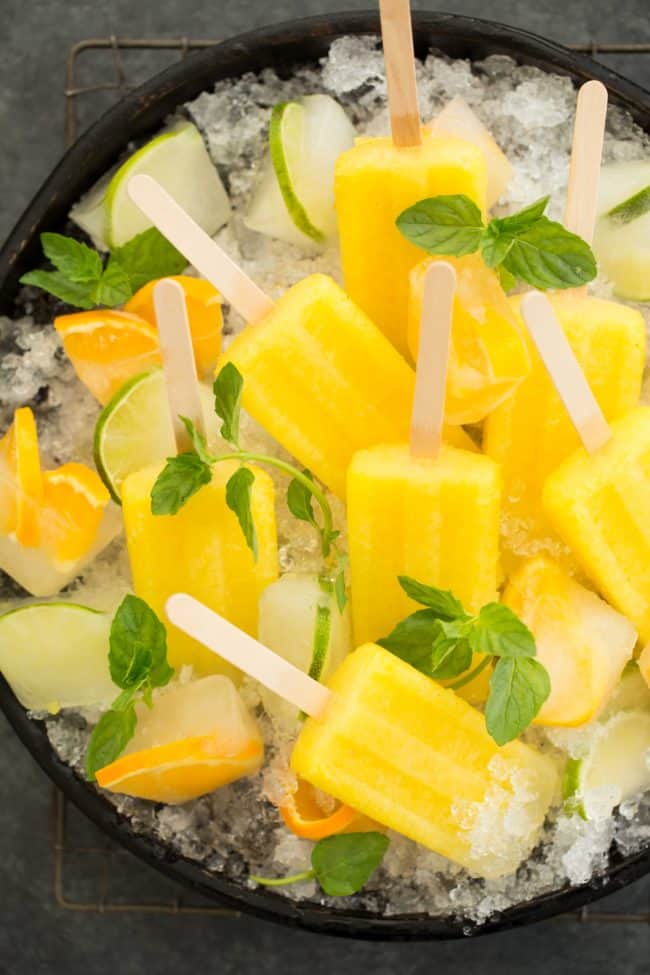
[1,11,649,941]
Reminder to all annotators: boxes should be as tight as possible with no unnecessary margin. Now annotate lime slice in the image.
[245,95,355,248]
[562,710,650,820]
[69,167,116,250]
[101,120,230,248]
[257,573,352,725]
[0,602,115,712]
[94,368,218,503]
[593,160,650,301]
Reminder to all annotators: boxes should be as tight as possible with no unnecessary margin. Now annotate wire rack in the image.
[53,35,650,922]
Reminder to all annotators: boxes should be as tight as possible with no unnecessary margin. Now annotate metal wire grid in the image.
[53,35,650,921]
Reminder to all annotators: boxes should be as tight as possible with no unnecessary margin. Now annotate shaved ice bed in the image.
[2,35,650,924]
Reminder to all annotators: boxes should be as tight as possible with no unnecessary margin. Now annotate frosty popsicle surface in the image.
[335,0,487,356]
[127,174,472,499]
[166,594,558,879]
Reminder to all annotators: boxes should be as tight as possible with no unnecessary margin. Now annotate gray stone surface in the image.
[1,1,649,971]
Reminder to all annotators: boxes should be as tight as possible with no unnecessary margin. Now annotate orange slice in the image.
[278,778,379,840]
[39,462,110,563]
[96,735,263,805]
[55,309,161,404]
[0,407,43,545]
[125,276,223,378]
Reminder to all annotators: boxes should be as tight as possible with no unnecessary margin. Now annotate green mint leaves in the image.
[396,194,597,291]
[151,452,213,516]
[287,469,340,559]
[251,832,389,897]
[213,362,244,446]
[378,576,550,745]
[226,466,258,559]
[85,595,174,780]
[20,228,186,310]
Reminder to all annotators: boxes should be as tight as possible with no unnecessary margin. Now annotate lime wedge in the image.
[562,710,650,820]
[79,120,229,249]
[593,160,650,301]
[0,602,115,711]
[603,661,650,717]
[94,368,218,503]
[245,94,355,248]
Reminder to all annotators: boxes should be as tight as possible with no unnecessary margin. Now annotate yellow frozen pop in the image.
[127,175,472,499]
[484,82,646,573]
[348,263,501,701]
[335,0,487,356]
[121,279,278,678]
[166,594,558,880]
[520,290,650,644]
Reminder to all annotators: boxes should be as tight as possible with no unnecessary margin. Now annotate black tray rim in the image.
[0,10,649,941]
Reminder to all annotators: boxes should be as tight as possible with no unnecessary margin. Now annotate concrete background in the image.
[1,1,649,972]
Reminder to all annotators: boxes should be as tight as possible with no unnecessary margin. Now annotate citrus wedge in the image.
[278,779,379,840]
[0,601,115,712]
[39,462,111,564]
[55,309,161,405]
[594,160,650,301]
[124,275,223,378]
[95,676,264,804]
[0,407,43,545]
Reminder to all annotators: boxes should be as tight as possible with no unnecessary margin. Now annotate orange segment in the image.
[55,310,161,404]
[0,407,43,545]
[277,778,379,840]
[125,276,223,378]
[96,734,263,805]
[39,462,110,564]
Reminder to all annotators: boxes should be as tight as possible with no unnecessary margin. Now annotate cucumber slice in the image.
[257,573,352,726]
[245,94,355,248]
[562,710,650,820]
[93,368,218,503]
[0,601,116,712]
[76,120,229,249]
[593,160,650,301]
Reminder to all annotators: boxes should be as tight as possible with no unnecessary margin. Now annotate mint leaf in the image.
[485,656,551,745]
[378,609,439,674]
[179,416,213,464]
[480,225,514,268]
[311,832,389,897]
[470,603,536,659]
[110,227,187,292]
[41,233,103,282]
[287,470,318,527]
[501,217,597,290]
[489,196,550,234]
[226,466,258,558]
[607,185,650,225]
[19,270,96,309]
[213,362,244,445]
[497,265,517,292]
[397,576,467,621]
[151,453,212,515]
[396,194,485,257]
[109,594,171,690]
[85,704,137,780]
[429,620,473,679]
[93,259,133,307]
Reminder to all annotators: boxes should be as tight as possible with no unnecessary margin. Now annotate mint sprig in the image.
[396,194,597,291]
[378,577,550,744]
[250,832,389,897]
[20,228,186,309]
[85,595,174,780]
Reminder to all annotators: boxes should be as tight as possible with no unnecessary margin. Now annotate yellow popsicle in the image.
[407,254,530,423]
[484,292,645,575]
[122,461,278,678]
[335,131,487,356]
[220,274,473,498]
[543,407,650,644]
[291,643,558,879]
[503,557,637,726]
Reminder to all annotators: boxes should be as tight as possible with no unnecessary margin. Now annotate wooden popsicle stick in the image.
[128,174,274,324]
[153,278,205,454]
[379,0,422,147]
[409,261,456,459]
[166,593,333,719]
[520,291,612,454]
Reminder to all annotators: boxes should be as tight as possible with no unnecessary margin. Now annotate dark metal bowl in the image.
[1,11,649,941]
